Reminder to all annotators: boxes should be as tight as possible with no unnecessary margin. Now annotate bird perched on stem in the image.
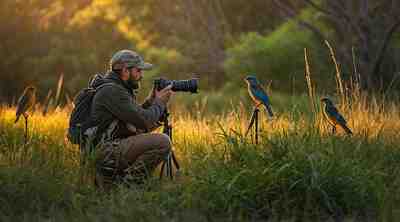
[15,86,36,124]
[15,86,36,144]
[321,97,352,135]
[245,75,274,118]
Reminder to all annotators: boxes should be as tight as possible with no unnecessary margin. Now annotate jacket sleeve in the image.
[97,85,166,131]
[141,96,154,109]
[141,86,156,109]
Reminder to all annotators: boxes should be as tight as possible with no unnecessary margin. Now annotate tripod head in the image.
[159,109,171,137]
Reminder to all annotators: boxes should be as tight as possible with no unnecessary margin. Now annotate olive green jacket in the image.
[90,71,166,141]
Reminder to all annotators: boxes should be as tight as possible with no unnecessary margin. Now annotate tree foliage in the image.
[224,11,332,93]
[0,0,398,103]
[273,0,400,90]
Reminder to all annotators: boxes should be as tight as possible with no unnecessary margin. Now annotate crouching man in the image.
[90,49,173,189]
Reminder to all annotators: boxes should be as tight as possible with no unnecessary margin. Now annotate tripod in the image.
[245,106,260,144]
[159,111,180,180]
[23,114,30,145]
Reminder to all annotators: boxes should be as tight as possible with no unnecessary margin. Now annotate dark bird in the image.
[245,75,274,118]
[321,97,352,135]
[15,86,36,144]
[15,86,36,124]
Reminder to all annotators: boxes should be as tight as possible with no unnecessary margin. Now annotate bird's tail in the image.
[264,103,274,118]
[341,124,353,135]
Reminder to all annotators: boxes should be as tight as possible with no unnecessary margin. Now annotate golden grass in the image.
[2,94,399,151]
[1,90,400,220]
[3,107,69,139]
[1,98,399,187]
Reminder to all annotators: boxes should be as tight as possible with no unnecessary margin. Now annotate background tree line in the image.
[0,0,399,104]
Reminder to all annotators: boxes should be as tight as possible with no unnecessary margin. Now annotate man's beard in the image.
[126,75,141,90]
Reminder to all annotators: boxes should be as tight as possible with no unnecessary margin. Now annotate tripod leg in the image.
[159,161,166,180]
[168,125,172,141]
[24,115,28,145]
[164,152,172,179]
[168,154,173,179]
[167,123,177,179]
[160,111,181,180]
[171,150,180,171]
[160,153,173,180]
[245,109,257,137]
[255,108,259,144]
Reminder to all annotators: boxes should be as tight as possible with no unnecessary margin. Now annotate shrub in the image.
[224,10,333,93]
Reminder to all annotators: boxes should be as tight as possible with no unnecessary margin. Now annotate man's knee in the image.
[156,133,172,152]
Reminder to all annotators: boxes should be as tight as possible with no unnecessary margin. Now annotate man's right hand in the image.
[154,84,173,104]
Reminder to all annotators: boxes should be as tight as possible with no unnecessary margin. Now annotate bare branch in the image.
[325,1,365,43]
[274,0,399,89]
[360,0,369,18]
[335,0,347,8]
[272,0,296,18]
[371,19,400,75]
[301,0,347,32]
[391,0,400,18]
[213,0,230,34]
[272,0,328,42]
[302,0,335,16]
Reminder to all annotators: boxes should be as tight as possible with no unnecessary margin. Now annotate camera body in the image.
[154,77,198,93]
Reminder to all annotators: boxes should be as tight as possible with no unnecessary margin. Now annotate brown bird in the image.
[15,86,36,144]
[15,86,36,124]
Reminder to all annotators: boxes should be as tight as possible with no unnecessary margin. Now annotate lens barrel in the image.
[154,78,198,93]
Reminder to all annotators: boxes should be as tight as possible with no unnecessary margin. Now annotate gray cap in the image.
[110,49,153,70]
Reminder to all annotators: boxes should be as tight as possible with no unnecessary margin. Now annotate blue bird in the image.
[245,75,274,118]
[321,97,352,135]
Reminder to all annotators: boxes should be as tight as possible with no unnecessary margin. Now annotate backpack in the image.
[67,77,113,146]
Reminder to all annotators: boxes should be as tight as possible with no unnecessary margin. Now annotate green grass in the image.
[1,91,400,222]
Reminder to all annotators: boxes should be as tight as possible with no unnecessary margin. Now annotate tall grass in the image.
[1,52,400,221]
[1,92,400,221]
[325,40,345,106]
[304,48,317,118]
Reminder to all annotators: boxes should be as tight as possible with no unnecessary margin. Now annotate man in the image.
[89,49,173,189]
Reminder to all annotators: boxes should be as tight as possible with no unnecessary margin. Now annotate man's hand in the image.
[155,84,173,104]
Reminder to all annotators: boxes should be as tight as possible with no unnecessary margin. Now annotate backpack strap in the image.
[95,82,116,91]
[83,82,118,149]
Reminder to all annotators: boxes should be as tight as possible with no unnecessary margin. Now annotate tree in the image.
[121,0,291,87]
[0,0,93,102]
[272,0,400,90]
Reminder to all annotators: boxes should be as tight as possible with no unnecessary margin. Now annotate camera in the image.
[154,77,198,93]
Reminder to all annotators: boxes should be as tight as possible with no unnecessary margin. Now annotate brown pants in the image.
[95,133,171,188]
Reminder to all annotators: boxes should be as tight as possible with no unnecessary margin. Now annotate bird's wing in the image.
[326,105,347,125]
[15,94,28,116]
[254,83,266,93]
[251,84,271,104]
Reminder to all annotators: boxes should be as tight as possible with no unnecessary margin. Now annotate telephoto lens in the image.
[154,77,198,93]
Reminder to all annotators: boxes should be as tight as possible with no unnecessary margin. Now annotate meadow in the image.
[1,84,400,222]
[1,49,400,221]
[1,1,399,221]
